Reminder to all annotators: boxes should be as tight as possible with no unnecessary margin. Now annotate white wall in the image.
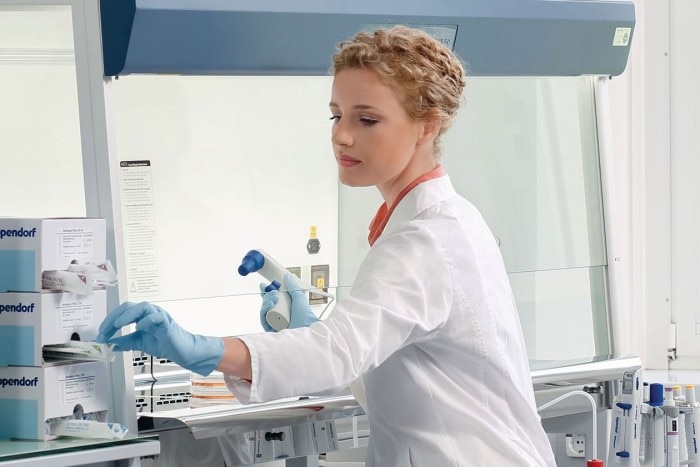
[0,6,86,218]
[633,0,672,370]
[666,0,700,367]
[607,0,700,370]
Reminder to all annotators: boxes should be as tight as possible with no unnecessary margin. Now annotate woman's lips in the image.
[337,155,361,167]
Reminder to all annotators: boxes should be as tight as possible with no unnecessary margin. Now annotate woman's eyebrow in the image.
[328,102,380,111]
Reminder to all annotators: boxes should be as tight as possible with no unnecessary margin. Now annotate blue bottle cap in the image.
[649,383,664,407]
[264,281,281,292]
[238,250,265,276]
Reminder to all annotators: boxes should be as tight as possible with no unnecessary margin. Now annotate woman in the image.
[98,26,556,466]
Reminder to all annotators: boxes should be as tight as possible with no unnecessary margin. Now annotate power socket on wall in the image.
[309,264,330,304]
[565,434,586,458]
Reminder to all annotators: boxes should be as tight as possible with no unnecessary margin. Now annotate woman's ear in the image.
[419,113,442,143]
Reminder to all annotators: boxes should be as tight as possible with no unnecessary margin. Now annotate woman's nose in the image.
[331,120,353,147]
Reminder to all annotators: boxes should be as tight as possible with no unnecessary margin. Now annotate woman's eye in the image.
[360,118,378,126]
[329,115,340,123]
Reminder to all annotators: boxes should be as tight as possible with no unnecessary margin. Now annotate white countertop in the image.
[644,369,700,385]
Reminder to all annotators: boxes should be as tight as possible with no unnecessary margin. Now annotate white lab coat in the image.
[226,175,556,466]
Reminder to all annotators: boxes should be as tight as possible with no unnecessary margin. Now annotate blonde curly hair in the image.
[331,26,467,160]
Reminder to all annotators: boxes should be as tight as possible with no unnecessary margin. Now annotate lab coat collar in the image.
[382,175,457,237]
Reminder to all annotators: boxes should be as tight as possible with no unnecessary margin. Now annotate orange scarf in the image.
[368,166,444,246]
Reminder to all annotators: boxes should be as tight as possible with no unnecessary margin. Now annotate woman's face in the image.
[329,68,436,204]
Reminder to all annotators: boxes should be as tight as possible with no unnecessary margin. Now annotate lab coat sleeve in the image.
[224,221,453,404]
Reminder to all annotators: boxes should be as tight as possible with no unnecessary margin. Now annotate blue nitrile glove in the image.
[259,272,319,332]
[95,301,224,376]
[258,283,278,332]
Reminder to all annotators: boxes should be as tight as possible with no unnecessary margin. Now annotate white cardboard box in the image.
[0,361,110,440]
[0,217,106,293]
[0,290,107,367]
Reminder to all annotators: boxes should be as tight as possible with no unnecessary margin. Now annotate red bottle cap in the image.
[587,459,604,467]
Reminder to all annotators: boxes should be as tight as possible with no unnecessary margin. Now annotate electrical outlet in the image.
[309,264,329,304]
[565,434,586,458]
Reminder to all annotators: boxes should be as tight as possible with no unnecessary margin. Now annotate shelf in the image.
[530,355,642,389]
[138,395,365,439]
[0,437,159,466]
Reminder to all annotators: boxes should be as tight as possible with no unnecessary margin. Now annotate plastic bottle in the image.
[238,249,301,331]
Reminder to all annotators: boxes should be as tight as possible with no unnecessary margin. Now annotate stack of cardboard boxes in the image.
[0,218,111,440]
